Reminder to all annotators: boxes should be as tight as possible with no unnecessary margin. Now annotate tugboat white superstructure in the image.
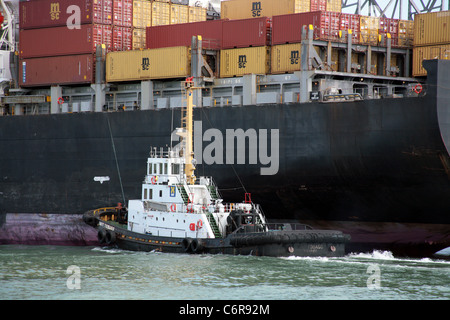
[84,78,350,257]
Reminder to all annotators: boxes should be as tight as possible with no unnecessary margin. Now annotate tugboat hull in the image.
[88,213,349,257]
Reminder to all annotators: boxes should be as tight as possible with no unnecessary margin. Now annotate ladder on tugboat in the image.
[177,184,189,205]
[207,213,222,238]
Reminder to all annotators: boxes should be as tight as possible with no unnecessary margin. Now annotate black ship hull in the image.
[90,216,348,258]
[0,60,449,256]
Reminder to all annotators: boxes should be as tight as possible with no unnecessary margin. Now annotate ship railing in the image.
[322,93,363,102]
[195,176,223,199]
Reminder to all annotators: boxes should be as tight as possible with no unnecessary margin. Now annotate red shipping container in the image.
[93,0,113,25]
[20,24,111,58]
[316,11,340,41]
[20,54,95,87]
[272,11,341,45]
[222,17,272,49]
[113,0,132,27]
[146,20,225,50]
[339,13,360,44]
[379,17,399,46]
[310,0,326,11]
[113,26,132,51]
[19,0,113,29]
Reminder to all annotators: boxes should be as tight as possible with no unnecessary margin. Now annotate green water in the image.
[0,245,448,300]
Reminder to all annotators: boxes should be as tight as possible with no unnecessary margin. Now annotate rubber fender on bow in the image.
[105,230,116,245]
[190,239,204,254]
[182,238,192,253]
[97,228,107,244]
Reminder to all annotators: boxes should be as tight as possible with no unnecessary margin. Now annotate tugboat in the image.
[83,79,350,257]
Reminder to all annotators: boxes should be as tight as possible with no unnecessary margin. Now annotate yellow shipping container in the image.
[170,4,189,24]
[133,0,152,28]
[412,44,450,76]
[414,11,450,46]
[360,16,379,45]
[221,0,310,20]
[106,46,191,82]
[152,1,170,26]
[326,0,342,13]
[398,20,413,47]
[271,43,302,74]
[188,6,207,22]
[220,47,270,78]
[132,28,146,50]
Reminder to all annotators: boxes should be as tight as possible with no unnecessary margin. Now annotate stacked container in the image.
[219,18,272,77]
[220,0,342,20]
[359,16,379,45]
[146,20,225,50]
[339,13,360,44]
[379,18,399,46]
[132,0,152,50]
[132,1,206,50]
[151,0,170,26]
[413,11,450,76]
[188,6,208,22]
[106,46,191,82]
[18,0,115,86]
[398,20,414,47]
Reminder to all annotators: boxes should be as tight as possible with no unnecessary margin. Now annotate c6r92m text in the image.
[223,304,270,315]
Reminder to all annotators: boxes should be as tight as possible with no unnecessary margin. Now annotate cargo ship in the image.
[0,0,449,257]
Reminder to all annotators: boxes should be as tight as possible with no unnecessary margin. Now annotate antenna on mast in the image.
[177,76,198,185]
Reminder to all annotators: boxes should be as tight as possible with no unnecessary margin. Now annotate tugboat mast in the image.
[177,77,197,185]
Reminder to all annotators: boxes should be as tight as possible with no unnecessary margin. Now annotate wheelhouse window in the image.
[172,163,180,175]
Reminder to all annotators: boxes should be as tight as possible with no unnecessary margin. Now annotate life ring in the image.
[150,176,157,185]
[196,219,203,230]
[170,204,176,212]
[57,97,64,105]
[413,83,423,94]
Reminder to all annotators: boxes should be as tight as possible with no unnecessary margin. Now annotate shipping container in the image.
[146,19,225,50]
[113,0,132,27]
[170,4,189,24]
[360,16,379,45]
[219,46,270,78]
[339,13,360,43]
[221,0,310,20]
[379,17,399,46]
[20,54,94,87]
[222,17,272,49]
[20,24,111,58]
[97,24,113,52]
[133,0,152,28]
[152,1,170,26]
[106,46,191,82]
[326,0,341,13]
[113,26,132,51]
[310,0,326,11]
[413,44,450,76]
[398,20,413,47]
[19,0,113,29]
[271,43,302,73]
[188,6,207,22]
[132,27,146,50]
[272,11,340,45]
[414,11,450,46]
